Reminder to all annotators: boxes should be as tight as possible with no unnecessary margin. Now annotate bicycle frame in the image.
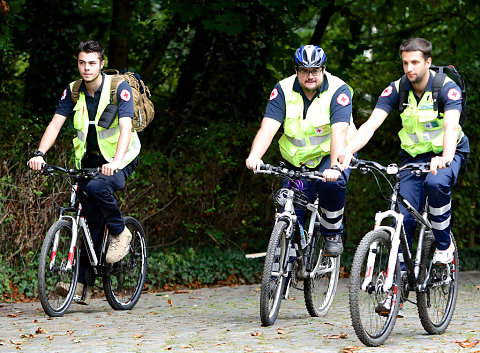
[359,162,436,294]
[51,182,107,275]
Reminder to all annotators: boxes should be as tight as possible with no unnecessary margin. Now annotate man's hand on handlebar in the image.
[337,151,355,171]
[102,161,120,176]
[28,156,46,171]
[429,156,451,175]
[322,166,342,182]
[245,156,264,172]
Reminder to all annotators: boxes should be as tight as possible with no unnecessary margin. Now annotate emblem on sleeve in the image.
[447,88,461,101]
[120,89,131,102]
[337,93,350,106]
[61,89,67,100]
[269,88,279,101]
[380,86,393,97]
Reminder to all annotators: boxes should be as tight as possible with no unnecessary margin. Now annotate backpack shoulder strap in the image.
[71,79,83,104]
[398,75,409,113]
[109,75,124,105]
[431,66,447,113]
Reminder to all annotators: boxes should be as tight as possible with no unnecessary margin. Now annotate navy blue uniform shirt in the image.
[375,72,469,155]
[264,75,352,125]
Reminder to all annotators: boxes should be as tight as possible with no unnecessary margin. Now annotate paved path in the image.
[0,272,479,352]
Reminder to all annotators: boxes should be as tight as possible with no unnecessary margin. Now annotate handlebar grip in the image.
[350,157,359,166]
[259,164,270,171]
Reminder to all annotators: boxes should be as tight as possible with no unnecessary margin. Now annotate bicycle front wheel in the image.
[103,217,147,310]
[260,220,290,326]
[349,229,401,347]
[38,220,79,317]
[304,234,340,317]
[417,233,458,334]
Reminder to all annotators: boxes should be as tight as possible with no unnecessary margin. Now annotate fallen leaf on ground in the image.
[174,290,190,294]
[9,340,22,345]
[166,346,172,350]
[0,340,5,346]
[277,328,290,334]
[324,333,348,339]
[47,336,54,340]
[180,344,193,348]
[455,339,479,348]
[7,312,24,318]
[96,324,104,327]
[133,334,144,339]
[244,348,253,352]
[32,319,38,323]
[20,334,35,339]
[251,332,263,336]
[36,327,46,334]
[72,338,82,343]
[167,299,174,306]
[342,346,362,353]
[66,330,74,335]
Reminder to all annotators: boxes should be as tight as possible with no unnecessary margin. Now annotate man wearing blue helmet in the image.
[246,45,357,256]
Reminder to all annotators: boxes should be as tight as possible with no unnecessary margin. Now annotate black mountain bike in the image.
[255,163,340,326]
[37,164,147,317]
[348,158,458,346]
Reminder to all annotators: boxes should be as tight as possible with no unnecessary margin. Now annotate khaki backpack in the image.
[71,69,155,132]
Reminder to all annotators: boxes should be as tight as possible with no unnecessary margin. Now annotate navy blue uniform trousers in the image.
[399,151,467,251]
[77,157,138,283]
[283,156,352,237]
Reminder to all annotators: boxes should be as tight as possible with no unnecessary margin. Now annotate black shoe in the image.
[323,235,343,257]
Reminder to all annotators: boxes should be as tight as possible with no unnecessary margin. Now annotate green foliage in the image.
[146,247,262,289]
[1,0,479,286]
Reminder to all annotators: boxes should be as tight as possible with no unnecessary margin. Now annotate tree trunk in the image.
[108,0,134,70]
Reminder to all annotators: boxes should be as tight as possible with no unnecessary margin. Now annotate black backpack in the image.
[398,65,467,127]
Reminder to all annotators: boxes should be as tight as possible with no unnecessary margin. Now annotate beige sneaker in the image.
[106,227,132,264]
[56,281,92,305]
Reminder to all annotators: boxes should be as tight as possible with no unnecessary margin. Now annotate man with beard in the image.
[339,38,469,266]
[246,45,357,257]
[28,40,141,304]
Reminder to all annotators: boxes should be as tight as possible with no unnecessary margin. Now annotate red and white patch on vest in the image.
[120,89,131,102]
[447,88,461,101]
[269,88,279,101]
[381,85,393,97]
[61,89,67,100]
[336,93,350,106]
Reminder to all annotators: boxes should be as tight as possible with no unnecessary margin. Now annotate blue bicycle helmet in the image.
[294,45,327,68]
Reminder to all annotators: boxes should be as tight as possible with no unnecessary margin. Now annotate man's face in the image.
[77,51,104,83]
[401,50,431,84]
[296,67,324,93]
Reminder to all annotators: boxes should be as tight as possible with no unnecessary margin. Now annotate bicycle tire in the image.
[417,233,458,334]
[38,220,79,317]
[103,216,147,310]
[349,229,401,347]
[259,220,290,326]
[304,234,340,317]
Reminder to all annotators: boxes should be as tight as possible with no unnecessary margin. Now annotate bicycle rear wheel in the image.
[417,233,458,334]
[260,220,291,326]
[304,234,340,317]
[38,220,79,317]
[103,216,147,310]
[349,229,401,347]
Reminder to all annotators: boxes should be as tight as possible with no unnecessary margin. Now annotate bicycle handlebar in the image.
[41,164,101,179]
[350,158,433,176]
[256,163,326,182]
